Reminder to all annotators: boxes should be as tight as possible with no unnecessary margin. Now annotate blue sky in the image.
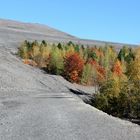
[0,0,140,44]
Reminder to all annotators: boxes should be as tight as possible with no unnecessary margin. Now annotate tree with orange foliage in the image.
[97,65,106,82]
[112,60,123,76]
[64,52,84,83]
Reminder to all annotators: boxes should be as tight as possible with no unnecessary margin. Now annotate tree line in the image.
[18,40,140,120]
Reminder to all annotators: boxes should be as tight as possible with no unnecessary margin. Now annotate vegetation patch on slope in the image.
[18,40,140,122]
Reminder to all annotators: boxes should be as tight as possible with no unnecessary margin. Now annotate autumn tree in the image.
[112,59,123,76]
[64,52,84,83]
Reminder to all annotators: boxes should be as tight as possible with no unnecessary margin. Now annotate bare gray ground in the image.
[0,19,139,140]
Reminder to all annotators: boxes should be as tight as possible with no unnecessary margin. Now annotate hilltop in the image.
[0,18,137,49]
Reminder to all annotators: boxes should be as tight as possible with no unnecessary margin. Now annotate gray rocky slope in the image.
[0,19,139,140]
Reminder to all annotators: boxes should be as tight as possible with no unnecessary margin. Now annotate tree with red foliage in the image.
[64,52,84,83]
[87,58,97,66]
[87,58,106,82]
[97,65,106,82]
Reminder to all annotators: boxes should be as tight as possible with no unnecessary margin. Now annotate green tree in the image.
[81,63,96,85]
[18,40,30,59]
[118,46,135,63]
[57,43,63,50]
[48,47,64,75]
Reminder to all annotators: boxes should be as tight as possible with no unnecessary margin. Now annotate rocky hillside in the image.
[0,18,137,50]
[0,18,139,140]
